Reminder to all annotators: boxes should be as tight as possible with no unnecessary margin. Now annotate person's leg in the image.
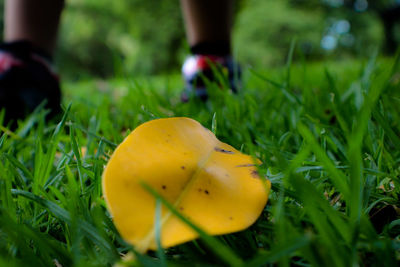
[1,0,64,127]
[5,0,64,56]
[180,0,233,56]
[180,0,240,101]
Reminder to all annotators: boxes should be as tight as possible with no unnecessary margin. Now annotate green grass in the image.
[1,53,400,266]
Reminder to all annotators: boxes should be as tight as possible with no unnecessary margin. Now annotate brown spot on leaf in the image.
[181,166,185,170]
[229,217,233,220]
[198,188,202,192]
[236,164,256,167]
[179,207,184,211]
[251,170,260,178]
[162,185,167,190]
[214,147,234,154]
[205,190,209,195]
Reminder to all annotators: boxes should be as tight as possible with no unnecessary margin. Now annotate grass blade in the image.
[142,182,244,267]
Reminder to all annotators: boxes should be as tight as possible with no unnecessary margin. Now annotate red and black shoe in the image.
[181,54,241,102]
[0,41,61,126]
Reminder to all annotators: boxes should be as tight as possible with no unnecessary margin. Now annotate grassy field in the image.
[1,52,400,266]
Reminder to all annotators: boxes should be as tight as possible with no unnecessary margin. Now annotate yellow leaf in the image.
[102,117,270,252]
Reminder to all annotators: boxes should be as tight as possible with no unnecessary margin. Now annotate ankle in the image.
[0,40,53,62]
[190,41,231,56]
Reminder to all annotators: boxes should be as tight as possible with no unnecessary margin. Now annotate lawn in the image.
[1,53,399,266]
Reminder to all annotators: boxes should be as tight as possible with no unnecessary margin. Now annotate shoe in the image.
[0,41,61,127]
[181,54,241,102]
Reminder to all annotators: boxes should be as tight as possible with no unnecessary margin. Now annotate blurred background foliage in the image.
[0,0,399,78]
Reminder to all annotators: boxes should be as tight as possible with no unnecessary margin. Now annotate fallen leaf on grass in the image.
[102,117,270,252]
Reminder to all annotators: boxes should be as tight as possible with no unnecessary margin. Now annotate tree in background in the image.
[57,0,185,78]
[353,0,400,53]
[317,0,399,53]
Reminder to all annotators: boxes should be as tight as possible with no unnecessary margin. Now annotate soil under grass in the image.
[1,56,399,266]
